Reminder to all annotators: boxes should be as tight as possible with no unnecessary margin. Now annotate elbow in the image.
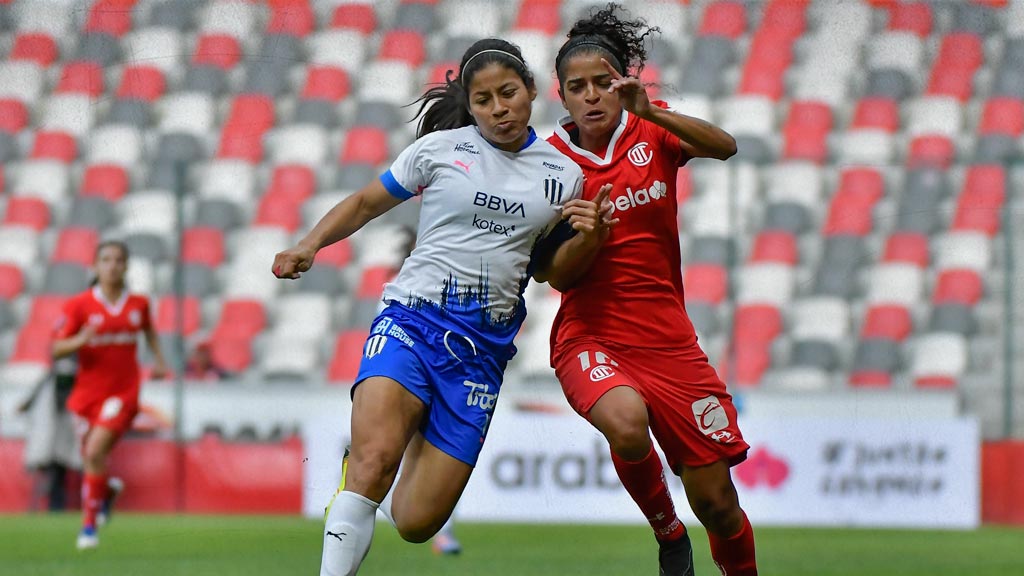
[717,135,738,160]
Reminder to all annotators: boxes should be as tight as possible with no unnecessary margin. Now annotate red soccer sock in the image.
[611,446,687,542]
[708,510,757,576]
[81,473,109,530]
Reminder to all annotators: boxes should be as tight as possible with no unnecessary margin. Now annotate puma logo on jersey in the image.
[454,160,474,173]
[609,181,668,213]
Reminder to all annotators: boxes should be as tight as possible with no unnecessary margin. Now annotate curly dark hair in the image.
[555,2,658,84]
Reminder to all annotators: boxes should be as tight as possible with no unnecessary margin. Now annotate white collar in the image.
[553,109,629,166]
[92,285,129,316]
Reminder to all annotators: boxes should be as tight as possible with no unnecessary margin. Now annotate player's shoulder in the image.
[126,293,150,308]
[417,126,479,153]
[64,290,94,310]
[532,138,583,176]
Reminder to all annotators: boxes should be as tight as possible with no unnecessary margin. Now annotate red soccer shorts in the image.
[70,392,139,440]
[553,339,749,472]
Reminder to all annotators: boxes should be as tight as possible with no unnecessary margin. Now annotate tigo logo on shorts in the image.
[692,396,729,435]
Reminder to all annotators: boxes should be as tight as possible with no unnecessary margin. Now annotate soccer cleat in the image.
[76,526,99,551]
[658,532,695,576]
[97,476,124,527]
[431,531,462,556]
[324,447,351,522]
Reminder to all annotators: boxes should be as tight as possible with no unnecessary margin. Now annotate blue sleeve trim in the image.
[380,170,415,200]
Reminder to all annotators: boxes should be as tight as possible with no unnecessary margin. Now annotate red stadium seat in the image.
[782,125,828,163]
[935,33,983,72]
[887,1,932,37]
[267,165,317,203]
[225,95,276,133]
[861,305,912,341]
[851,98,899,132]
[882,232,929,267]
[926,68,974,102]
[11,33,59,67]
[254,193,301,232]
[56,61,105,97]
[217,131,263,163]
[721,343,770,387]
[683,264,728,304]
[979,98,1024,136]
[214,299,266,339]
[749,231,798,264]
[268,1,315,36]
[639,65,662,100]
[340,127,389,166]
[849,370,892,388]
[53,228,100,265]
[427,61,459,85]
[314,238,353,267]
[914,376,957,389]
[739,65,785,101]
[514,0,561,36]
[81,164,130,201]
[27,296,67,330]
[732,304,782,344]
[0,264,25,299]
[331,3,376,34]
[30,131,77,163]
[837,168,884,206]
[699,1,746,38]
[746,27,794,72]
[823,190,875,236]
[13,325,54,363]
[301,66,350,101]
[328,329,370,383]
[193,34,242,69]
[210,338,253,373]
[760,0,807,37]
[357,265,397,299]
[86,0,136,37]
[907,135,955,168]
[155,296,201,335]
[952,165,1005,235]
[786,100,832,132]
[379,30,426,67]
[3,197,50,231]
[0,99,29,132]
[676,167,693,206]
[181,227,225,267]
[933,269,983,305]
[117,66,166,102]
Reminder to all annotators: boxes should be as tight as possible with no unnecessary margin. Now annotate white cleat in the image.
[76,527,99,551]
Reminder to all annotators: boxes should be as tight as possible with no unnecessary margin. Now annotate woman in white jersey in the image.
[273,38,613,576]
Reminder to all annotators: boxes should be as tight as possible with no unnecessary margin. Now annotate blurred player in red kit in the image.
[540,5,757,575]
[51,240,168,550]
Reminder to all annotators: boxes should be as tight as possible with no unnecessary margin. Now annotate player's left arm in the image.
[603,58,736,161]
[142,302,169,379]
[533,184,618,291]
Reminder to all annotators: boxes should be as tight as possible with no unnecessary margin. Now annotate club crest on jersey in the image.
[628,142,653,167]
[89,313,104,327]
[544,177,564,205]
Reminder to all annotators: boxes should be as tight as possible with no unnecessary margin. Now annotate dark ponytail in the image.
[411,38,535,139]
[555,2,657,86]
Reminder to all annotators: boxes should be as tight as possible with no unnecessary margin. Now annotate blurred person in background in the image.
[184,340,229,381]
[540,5,756,576]
[51,240,169,550]
[18,356,81,512]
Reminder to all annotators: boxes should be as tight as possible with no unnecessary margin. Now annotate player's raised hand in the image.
[562,183,619,244]
[602,58,650,118]
[272,243,316,280]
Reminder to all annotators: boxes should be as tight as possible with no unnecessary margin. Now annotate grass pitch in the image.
[1,514,1022,575]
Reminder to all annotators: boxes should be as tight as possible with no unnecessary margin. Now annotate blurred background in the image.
[0,0,1022,572]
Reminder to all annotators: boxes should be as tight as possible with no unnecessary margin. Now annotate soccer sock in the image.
[611,446,687,542]
[321,491,378,576]
[707,510,757,576]
[376,483,397,528]
[81,473,109,530]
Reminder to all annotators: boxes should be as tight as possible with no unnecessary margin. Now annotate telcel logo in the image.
[609,180,668,213]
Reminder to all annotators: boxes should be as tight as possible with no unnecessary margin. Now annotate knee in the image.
[691,487,742,534]
[395,517,442,544]
[600,408,651,459]
[81,446,104,472]
[347,447,401,494]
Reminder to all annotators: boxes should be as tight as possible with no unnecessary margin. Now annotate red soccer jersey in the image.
[54,287,151,413]
[547,106,697,351]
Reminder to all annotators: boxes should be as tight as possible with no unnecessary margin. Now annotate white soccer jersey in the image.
[379,125,583,352]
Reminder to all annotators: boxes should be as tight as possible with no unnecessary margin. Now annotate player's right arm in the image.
[52,300,96,359]
[273,178,403,279]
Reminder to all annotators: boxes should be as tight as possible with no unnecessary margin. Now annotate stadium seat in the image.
[838,130,894,165]
[911,333,967,388]
[812,236,866,298]
[791,297,848,343]
[514,0,561,36]
[88,125,143,167]
[313,238,353,268]
[849,338,900,387]
[0,261,25,299]
[25,295,67,332]
[861,304,913,341]
[254,193,302,232]
[749,231,798,264]
[929,303,978,336]
[906,97,963,137]
[686,302,721,337]
[210,337,253,373]
[952,166,1005,236]
[327,329,369,383]
[907,135,956,169]
[214,299,266,340]
[12,325,55,364]
[13,160,69,206]
[81,164,130,201]
[786,100,832,132]
[308,30,368,73]
[200,160,256,205]
[340,126,389,166]
[271,127,329,167]
[273,293,332,341]
[301,66,350,101]
[718,96,775,138]
[106,98,152,127]
[201,0,257,40]
[117,66,166,102]
[56,61,104,97]
[682,264,728,305]
[181,227,225,267]
[732,304,783,346]
[866,263,924,307]
[935,232,991,272]
[3,197,50,231]
[934,269,984,305]
[120,191,177,239]
[160,92,216,136]
[155,296,201,335]
[356,265,397,299]
[699,1,746,38]
[441,0,502,38]
[766,162,821,210]
[851,97,899,132]
[193,34,242,69]
[934,33,984,72]
[66,196,115,230]
[887,1,933,36]
[379,29,427,67]
[267,1,315,36]
[882,232,930,268]
[927,68,975,102]
[84,0,134,37]
[124,27,183,73]
[10,33,59,67]
[52,228,100,266]
[30,131,77,163]
[330,3,376,35]
[781,125,827,163]
[261,335,321,381]
[0,99,29,132]
[979,97,1024,135]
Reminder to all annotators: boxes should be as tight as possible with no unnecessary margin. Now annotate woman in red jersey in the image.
[541,5,756,575]
[52,240,168,550]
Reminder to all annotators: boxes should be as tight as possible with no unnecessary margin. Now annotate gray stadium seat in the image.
[394,2,436,33]
[149,0,202,29]
[1003,38,1024,68]
[156,133,203,164]
[349,296,383,328]
[296,267,345,296]
[336,163,378,191]
[896,186,943,234]
[680,64,723,97]
[244,62,291,97]
[194,198,241,230]
[930,303,978,335]
[0,299,11,331]
[77,33,121,67]
[865,69,913,100]
[294,99,337,126]
[43,263,90,294]
[732,135,774,164]
[440,36,477,62]
[685,302,720,336]
[0,3,11,31]
[974,135,1019,163]
[791,340,838,371]
[67,197,115,230]
[184,65,227,95]
[183,264,217,297]
[906,167,948,198]
[147,161,188,192]
[763,202,810,235]
[992,68,1024,98]
[812,236,865,298]
[106,99,152,127]
[647,37,679,68]
[354,102,405,131]
[0,131,18,162]
[688,236,733,266]
[852,338,900,373]
[689,36,734,71]
[260,34,305,66]
[955,3,995,36]
[138,333,183,370]
[123,233,168,261]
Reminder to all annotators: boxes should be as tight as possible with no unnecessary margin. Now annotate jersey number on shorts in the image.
[100,397,124,421]
[577,350,619,382]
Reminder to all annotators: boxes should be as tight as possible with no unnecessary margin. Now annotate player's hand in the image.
[602,58,651,119]
[272,243,316,280]
[561,183,619,244]
[150,359,169,380]
[77,323,99,347]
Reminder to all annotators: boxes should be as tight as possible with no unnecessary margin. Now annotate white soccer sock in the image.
[320,491,378,576]
[377,482,397,528]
